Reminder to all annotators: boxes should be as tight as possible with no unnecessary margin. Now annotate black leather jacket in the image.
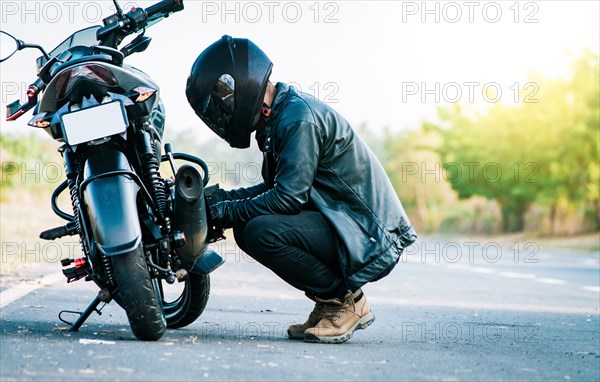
[214,83,417,290]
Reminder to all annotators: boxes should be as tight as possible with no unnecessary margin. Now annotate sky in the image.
[0,0,598,141]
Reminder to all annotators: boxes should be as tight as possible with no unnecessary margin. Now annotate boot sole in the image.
[303,312,375,344]
[287,330,306,340]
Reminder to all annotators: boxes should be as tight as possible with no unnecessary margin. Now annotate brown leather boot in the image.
[287,301,325,340]
[304,289,374,343]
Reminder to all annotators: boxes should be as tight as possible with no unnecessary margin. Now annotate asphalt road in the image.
[1,236,599,381]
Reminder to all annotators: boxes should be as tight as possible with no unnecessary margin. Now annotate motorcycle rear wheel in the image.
[111,245,167,341]
[161,272,210,329]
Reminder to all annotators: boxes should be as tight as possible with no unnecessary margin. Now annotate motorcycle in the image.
[0,0,225,341]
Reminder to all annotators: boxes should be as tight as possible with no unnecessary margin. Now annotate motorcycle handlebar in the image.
[145,0,184,20]
[97,0,183,47]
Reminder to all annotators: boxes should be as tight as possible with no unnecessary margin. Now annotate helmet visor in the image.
[200,74,235,139]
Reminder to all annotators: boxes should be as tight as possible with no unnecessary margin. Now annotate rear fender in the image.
[81,149,142,256]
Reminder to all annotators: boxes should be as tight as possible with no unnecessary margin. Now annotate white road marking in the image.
[580,286,600,293]
[0,272,63,308]
[583,259,599,266]
[79,339,116,345]
[444,263,574,288]
[499,272,536,279]
[368,295,599,314]
[534,277,567,285]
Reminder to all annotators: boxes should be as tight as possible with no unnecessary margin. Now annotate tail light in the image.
[54,64,118,100]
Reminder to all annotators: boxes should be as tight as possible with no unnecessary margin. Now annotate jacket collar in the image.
[254,82,293,153]
[270,82,291,113]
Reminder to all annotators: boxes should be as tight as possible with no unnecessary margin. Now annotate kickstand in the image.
[59,294,106,332]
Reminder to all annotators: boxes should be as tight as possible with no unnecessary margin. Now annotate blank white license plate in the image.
[61,101,128,145]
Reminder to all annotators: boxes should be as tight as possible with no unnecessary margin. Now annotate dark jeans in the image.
[232,211,349,300]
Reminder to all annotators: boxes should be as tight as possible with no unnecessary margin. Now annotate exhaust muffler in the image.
[173,165,208,269]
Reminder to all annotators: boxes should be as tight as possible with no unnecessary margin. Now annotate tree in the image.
[384,127,458,232]
[430,51,599,233]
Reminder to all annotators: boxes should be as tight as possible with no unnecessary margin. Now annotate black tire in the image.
[162,272,210,329]
[111,246,166,341]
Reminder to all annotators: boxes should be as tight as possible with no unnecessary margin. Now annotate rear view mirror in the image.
[0,31,20,62]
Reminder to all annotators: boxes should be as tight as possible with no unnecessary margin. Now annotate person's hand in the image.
[204,183,230,205]
[210,188,230,204]
[207,202,226,242]
[204,184,227,242]
[209,202,225,231]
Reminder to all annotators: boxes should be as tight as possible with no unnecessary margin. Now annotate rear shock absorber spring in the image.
[140,130,167,217]
[64,152,81,233]
[64,150,85,252]
[67,177,81,232]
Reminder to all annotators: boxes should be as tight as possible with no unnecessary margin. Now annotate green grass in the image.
[0,194,79,275]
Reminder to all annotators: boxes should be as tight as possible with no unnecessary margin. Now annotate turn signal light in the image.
[133,87,157,102]
[27,112,51,128]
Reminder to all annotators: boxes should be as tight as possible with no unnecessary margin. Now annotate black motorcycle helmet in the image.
[186,35,273,148]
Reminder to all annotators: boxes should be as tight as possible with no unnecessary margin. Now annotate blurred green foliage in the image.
[386,51,599,234]
[0,133,63,202]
